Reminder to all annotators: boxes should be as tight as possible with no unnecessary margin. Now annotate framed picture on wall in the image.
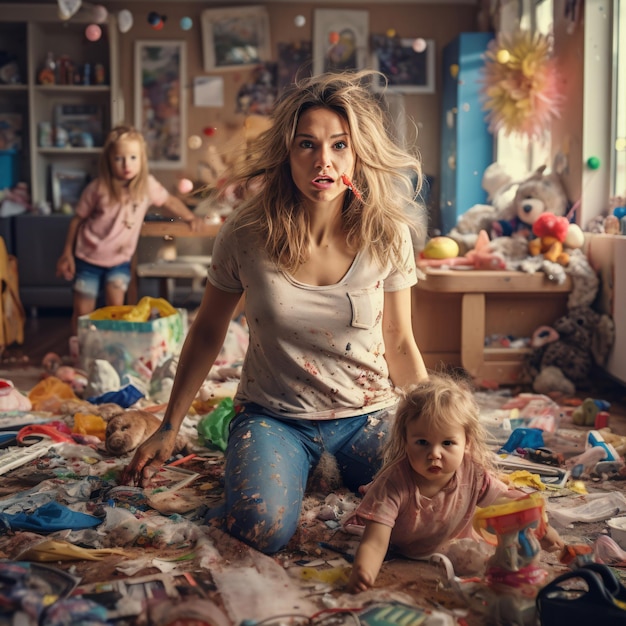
[201,6,271,72]
[134,40,186,169]
[313,9,369,76]
[371,37,436,94]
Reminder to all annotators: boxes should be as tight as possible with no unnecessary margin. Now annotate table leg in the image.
[461,293,485,377]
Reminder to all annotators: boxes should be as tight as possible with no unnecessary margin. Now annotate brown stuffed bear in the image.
[525,305,615,395]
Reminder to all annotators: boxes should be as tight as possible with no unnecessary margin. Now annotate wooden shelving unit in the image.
[0,4,120,209]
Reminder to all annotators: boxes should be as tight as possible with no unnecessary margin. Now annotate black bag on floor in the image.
[536,563,626,625]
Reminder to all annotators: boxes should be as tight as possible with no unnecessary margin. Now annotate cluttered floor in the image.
[1,309,626,626]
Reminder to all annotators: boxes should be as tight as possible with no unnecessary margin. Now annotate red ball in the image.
[85,24,102,42]
[203,126,216,137]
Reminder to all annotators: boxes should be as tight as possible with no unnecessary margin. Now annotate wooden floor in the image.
[1,308,74,367]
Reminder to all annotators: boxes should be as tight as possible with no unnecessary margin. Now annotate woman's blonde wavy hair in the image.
[98,125,149,204]
[224,70,426,273]
[380,372,495,478]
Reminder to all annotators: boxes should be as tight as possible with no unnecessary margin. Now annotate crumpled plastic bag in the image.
[28,376,77,412]
[593,534,626,566]
[89,296,176,322]
[499,427,544,454]
[547,491,626,527]
[72,413,107,441]
[17,538,126,562]
[0,379,31,411]
[197,397,235,451]
[0,501,101,533]
[87,383,144,408]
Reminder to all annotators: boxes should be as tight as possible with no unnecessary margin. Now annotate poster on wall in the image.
[277,41,312,93]
[371,36,435,94]
[313,9,369,76]
[134,40,186,168]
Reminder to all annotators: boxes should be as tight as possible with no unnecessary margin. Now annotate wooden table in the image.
[140,219,223,239]
[128,218,223,304]
[411,268,573,384]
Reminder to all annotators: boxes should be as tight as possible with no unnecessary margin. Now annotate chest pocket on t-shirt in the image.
[347,289,377,329]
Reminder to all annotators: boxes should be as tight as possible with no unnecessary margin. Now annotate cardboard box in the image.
[77,309,188,382]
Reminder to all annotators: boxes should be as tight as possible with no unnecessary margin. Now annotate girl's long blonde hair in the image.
[98,125,149,203]
[380,373,495,477]
[223,70,426,273]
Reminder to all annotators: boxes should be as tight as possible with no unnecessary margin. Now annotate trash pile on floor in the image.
[0,312,625,625]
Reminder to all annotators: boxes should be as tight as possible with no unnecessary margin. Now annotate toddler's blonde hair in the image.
[381,372,495,475]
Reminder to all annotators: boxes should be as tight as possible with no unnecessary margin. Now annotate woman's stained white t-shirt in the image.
[207,217,418,420]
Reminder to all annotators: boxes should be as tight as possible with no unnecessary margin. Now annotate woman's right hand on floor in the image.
[121,429,178,487]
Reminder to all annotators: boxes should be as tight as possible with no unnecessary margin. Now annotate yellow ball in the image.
[496,49,511,64]
[423,237,459,259]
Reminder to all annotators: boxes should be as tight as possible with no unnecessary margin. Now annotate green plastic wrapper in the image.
[197,397,235,451]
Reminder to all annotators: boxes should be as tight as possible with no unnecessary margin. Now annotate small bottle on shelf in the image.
[57,55,70,85]
[94,63,105,85]
[38,121,52,147]
[38,51,56,84]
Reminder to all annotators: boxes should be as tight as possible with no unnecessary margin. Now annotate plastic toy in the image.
[421,235,459,259]
[473,493,549,591]
[419,230,506,270]
[572,397,611,426]
[528,212,573,265]
[587,429,619,462]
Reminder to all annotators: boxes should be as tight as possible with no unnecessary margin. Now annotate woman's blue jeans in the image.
[217,403,393,554]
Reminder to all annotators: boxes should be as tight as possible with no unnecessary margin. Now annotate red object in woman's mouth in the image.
[341,174,363,201]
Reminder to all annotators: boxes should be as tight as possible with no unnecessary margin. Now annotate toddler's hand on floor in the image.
[540,524,565,553]
[347,564,376,594]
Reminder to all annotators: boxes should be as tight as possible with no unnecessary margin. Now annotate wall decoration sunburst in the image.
[481,31,562,140]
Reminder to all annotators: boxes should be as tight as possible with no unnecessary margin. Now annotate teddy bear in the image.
[524,305,615,396]
[448,162,569,256]
[491,165,569,240]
